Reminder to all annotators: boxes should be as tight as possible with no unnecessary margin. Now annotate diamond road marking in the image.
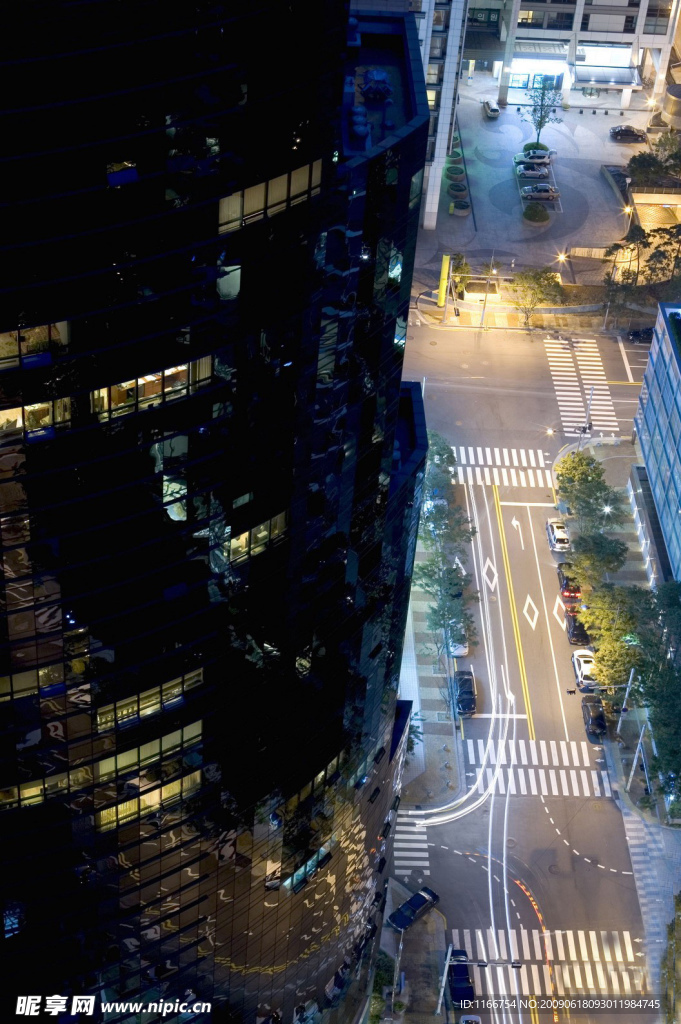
[523,595,539,630]
[553,594,567,628]
[483,558,498,592]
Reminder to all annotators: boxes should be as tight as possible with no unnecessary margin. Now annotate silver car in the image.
[513,149,557,165]
[483,99,500,119]
[516,164,549,179]
[521,184,560,201]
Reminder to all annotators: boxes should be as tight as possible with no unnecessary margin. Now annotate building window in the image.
[95,770,202,831]
[624,13,637,29]
[580,13,590,28]
[426,89,439,111]
[547,13,574,27]
[225,510,288,563]
[0,322,69,370]
[92,357,211,421]
[518,11,546,27]
[426,64,443,85]
[432,9,448,30]
[219,160,322,233]
[429,36,445,58]
[96,668,204,732]
[644,6,669,30]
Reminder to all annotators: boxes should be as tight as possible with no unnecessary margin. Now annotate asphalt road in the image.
[397,324,656,1024]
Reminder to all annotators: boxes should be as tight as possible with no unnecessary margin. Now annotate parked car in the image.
[629,327,653,344]
[454,670,477,717]
[546,518,570,552]
[521,184,560,201]
[448,950,475,1006]
[448,618,469,657]
[565,609,590,646]
[557,562,581,603]
[513,149,556,165]
[516,164,549,179]
[388,886,440,931]
[582,694,607,736]
[610,124,647,143]
[572,648,596,691]
[483,99,500,118]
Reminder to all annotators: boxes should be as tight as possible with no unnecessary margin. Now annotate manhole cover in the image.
[430,341,438,346]
[506,838,516,848]
[548,864,559,875]
[407,335,415,340]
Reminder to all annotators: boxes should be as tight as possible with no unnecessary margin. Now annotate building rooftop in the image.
[661,303,681,360]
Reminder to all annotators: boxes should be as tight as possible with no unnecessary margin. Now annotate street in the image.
[396,324,656,1023]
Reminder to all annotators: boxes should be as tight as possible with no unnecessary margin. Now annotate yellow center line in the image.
[531,1002,540,1024]
[606,380,642,386]
[492,483,535,740]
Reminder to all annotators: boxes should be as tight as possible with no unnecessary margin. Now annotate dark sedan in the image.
[610,125,647,143]
[388,886,439,931]
[454,670,477,717]
[582,694,607,737]
[448,950,475,1006]
[565,609,590,646]
[557,562,581,603]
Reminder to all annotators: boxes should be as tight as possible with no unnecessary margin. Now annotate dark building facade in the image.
[0,4,428,1021]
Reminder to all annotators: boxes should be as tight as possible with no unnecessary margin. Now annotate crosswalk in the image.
[452,445,554,490]
[450,927,646,996]
[544,338,619,437]
[465,737,612,798]
[393,810,429,876]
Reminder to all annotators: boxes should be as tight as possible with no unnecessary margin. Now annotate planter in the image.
[452,201,471,216]
[445,167,465,181]
[450,134,461,148]
[523,202,550,226]
[448,183,469,200]
[448,150,463,165]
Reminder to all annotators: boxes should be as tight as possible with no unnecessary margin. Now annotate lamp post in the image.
[617,667,637,735]
[577,385,594,451]
[480,251,497,330]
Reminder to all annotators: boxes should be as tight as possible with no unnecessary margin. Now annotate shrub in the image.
[523,202,549,223]
[524,141,549,152]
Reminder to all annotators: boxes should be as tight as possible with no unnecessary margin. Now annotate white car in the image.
[572,649,596,691]
[483,99,500,119]
[513,149,557,165]
[516,164,549,179]
[521,184,560,201]
[448,619,469,657]
[546,518,570,552]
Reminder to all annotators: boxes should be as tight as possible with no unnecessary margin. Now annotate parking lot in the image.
[429,71,650,263]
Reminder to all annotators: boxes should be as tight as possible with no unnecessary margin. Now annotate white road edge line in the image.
[617,336,635,383]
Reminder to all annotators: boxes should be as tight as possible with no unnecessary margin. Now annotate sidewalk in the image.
[399,543,464,808]
[413,288,653,333]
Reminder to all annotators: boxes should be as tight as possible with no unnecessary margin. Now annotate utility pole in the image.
[480,250,497,330]
[577,386,594,451]
[617,667,636,736]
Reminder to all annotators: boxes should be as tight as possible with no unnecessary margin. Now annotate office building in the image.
[635,303,681,583]
[0,3,427,1021]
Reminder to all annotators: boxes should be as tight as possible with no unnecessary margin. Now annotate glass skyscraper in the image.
[0,3,428,1021]
[636,303,681,581]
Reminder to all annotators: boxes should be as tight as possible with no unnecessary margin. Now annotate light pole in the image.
[617,667,637,735]
[479,250,497,330]
[577,385,594,451]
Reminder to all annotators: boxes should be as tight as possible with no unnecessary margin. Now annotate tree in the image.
[652,131,681,176]
[509,267,563,327]
[602,267,637,326]
[627,151,668,185]
[450,252,472,296]
[521,79,562,146]
[570,533,628,589]
[650,224,681,281]
[593,633,642,691]
[583,583,656,638]
[604,225,651,286]
[555,451,626,532]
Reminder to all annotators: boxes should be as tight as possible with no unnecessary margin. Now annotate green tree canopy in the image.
[626,151,669,185]
[555,451,626,532]
[509,267,563,327]
[593,633,642,691]
[570,532,628,589]
[521,79,562,146]
[450,253,472,295]
[579,584,656,648]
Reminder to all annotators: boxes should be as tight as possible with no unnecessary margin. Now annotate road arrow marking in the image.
[511,516,525,549]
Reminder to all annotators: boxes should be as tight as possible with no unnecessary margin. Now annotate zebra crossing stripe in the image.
[623,932,634,961]
[578,931,589,960]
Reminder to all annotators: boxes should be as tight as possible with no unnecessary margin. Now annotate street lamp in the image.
[557,253,566,263]
[480,254,497,330]
[546,427,554,437]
